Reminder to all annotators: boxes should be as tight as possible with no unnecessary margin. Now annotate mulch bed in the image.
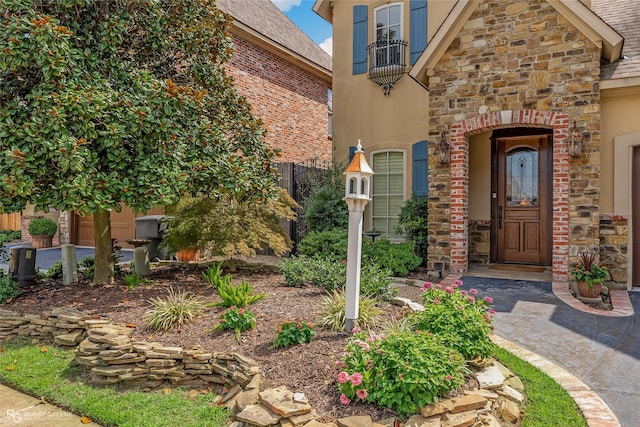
[6,262,431,423]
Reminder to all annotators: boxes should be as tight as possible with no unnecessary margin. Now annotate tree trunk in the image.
[93,210,114,284]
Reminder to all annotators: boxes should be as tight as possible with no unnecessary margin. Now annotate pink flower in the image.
[335,360,345,368]
[350,372,363,386]
[337,371,349,383]
[470,289,478,295]
[422,282,432,290]
[433,297,441,304]
[339,393,351,405]
[356,389,369,400]
[454,279,463,286]
[460,290,468,295]
[445,286,454,294]
[445,375,453,381]
[484,296,494,303]
[467,296,475,303]
[238,308,245,314]
[352,327,361,334]
[332,370,339,378]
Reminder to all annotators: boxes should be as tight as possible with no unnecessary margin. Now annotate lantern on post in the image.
[343,140,374,333]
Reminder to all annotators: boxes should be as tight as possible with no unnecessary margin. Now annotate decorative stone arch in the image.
[449,110,570,281]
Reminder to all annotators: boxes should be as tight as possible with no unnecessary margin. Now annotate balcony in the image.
[367,39,408,95]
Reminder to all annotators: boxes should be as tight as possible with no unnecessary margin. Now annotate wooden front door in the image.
[492,133,552,265]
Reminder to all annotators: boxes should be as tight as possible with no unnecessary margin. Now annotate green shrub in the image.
[202,262,225,287]
[0,273,19,303]
[215,306,255,341]
[318,289,382,331]
[395,196,429,263]
[210,278,268,308]
[143,287,205,330]
[79,256,95,280]
[362,239,421,277]
[301,163,349,234]
[413,280,496,359]
[297,229,348,260]
[279,256,394,299]
[28,218,57,237]
[123,272,152,291]
[336,331,467,417]
[269,321,315,349]
[0,230,20,244]
[46,261,64,280]
[277,256,312,287]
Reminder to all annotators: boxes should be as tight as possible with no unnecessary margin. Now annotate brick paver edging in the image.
[492,335,621,427]
[552,281,634,317]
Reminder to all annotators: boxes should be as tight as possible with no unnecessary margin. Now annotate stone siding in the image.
[0,308,259,392]
[426,0,602,280]
[469,220,491,265]
[599,214,628,290]
[225,35,332,164]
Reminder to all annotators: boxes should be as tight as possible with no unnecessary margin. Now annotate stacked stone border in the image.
[0,308,260,393]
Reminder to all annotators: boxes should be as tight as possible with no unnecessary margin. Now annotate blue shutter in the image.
[348,146,357,162]
[412,140,428,199]
[352,5,368,75]
[409,0,427,65]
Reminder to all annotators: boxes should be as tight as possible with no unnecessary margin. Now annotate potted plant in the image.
[570,252,608,298]
[28,217,58,249]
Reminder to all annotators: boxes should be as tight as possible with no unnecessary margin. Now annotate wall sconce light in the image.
[436,130,450,164]
[568,120,583,158]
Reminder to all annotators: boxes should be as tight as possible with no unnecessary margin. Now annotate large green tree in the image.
[0,0,280,283]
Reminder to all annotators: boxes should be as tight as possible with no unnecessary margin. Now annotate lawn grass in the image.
[0,340,228,427]
[494,346,587,427]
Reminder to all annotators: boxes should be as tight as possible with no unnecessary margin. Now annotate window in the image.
[373,3,403,67]
[372,151,405,239]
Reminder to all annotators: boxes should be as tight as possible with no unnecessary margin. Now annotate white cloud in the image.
[271,0,302,12]
[319,36,332,56]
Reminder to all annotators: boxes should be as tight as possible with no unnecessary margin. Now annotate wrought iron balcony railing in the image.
[367,39,408,95]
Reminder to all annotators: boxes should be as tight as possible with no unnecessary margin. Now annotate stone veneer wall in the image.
[469,220,491,265]
[0,308,259,392]
[599,214,628,290]
[427,0,602,280]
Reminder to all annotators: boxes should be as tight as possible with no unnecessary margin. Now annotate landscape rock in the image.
[498,384,524,404]
[260,386,312,418]
[497,398,521,423]
[405,413,441,427]
[449,394,487,413]
[441,410,476,427]
[475,366,505,389]
[236,404,281,427]
[336,415,374,427]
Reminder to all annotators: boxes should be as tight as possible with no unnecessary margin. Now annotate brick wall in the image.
[426,0,602,280]
[225,36,332,164]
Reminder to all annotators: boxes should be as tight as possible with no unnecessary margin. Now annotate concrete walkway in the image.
[0,384,100,426]
[439,274,639,427]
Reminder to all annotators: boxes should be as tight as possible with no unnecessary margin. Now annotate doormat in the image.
[488,264,546,273]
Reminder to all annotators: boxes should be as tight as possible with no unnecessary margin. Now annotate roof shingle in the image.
[216,0,332,73]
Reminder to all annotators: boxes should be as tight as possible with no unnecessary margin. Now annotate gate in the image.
[278,158,331,250]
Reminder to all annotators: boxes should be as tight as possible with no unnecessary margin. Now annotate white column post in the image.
[345,200,367,332]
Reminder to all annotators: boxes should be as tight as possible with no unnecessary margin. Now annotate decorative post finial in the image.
[356,139,363,152]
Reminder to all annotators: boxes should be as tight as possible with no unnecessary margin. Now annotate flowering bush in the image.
[215,306,255,341]
[269,321,315,349]
[336,330,467,417]
[413,280,495,359]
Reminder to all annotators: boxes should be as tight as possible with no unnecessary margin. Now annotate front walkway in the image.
[441,273,639,427]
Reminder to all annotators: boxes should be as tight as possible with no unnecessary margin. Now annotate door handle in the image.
[498,206,503,229]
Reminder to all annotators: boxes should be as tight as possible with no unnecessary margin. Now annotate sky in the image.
[270,0,333,56]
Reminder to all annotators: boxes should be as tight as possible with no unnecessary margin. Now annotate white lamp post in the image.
[343,140,373,332]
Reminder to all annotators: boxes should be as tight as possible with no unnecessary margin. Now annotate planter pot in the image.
[31,235,53,249]
[577,281,602,298]
[176,247,199,262]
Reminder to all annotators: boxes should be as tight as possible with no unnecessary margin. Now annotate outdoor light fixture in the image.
[569,120,584,158]
[436,130,450,164]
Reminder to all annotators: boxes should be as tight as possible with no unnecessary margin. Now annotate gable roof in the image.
[409,0,624,88]
[217,0,332,81]
[592,0,640,85]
